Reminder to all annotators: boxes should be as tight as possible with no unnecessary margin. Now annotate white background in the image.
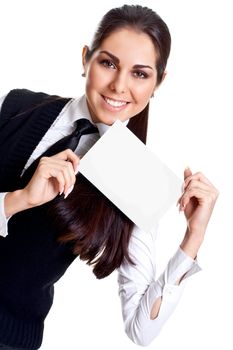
[0,0,232,349]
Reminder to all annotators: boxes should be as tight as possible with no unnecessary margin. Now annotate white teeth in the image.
[104,97,127,107]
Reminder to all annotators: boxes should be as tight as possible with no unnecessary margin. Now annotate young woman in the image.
[0,4,218,350]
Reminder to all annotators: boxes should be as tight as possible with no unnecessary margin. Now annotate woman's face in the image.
[82,27,159,125]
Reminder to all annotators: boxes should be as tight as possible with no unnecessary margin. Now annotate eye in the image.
[133,71,148,79]
[100,59,116,69]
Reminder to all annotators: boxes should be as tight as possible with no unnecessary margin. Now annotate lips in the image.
[102,95,129,108]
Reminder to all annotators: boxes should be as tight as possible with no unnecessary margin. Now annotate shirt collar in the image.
[67,95,128,137]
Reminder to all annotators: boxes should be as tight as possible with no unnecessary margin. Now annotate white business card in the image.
[79,120,182,232]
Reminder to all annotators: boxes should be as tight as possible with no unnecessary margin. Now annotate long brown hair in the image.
[52,5,171,279]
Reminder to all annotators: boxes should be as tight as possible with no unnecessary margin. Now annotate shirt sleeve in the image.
[0,94,6,113]
[0,192,11,237]
[117,224,201,346]
[0,95,11,238]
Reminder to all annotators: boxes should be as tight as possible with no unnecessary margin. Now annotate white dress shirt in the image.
[0,93,201,346]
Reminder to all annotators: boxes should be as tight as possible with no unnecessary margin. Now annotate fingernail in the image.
[59,187,64,195]
[75,165,79,175]
[181,182,186,192]
[64,185,74,199]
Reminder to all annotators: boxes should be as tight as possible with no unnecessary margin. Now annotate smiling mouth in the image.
[102,95,129,108]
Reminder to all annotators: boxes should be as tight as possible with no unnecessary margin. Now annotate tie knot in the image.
[74,118,98,136]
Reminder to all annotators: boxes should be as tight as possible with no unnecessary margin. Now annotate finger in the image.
[58,161,76,195]
[178,188,204,211]
[181,186,216,209]
[39,165,66,195]
[37,158,76,195]
[184,171,215,189]
[51,168,75,196]
[53,149,80,173]
[54,172,75,197]
[181,167,192,192]
[64,184,74,199]
[183,179,212,192]
[53,172,66,195]
[184,166,192,180]
[178,180,212,208]
[41,156,77,184]
[181,179,215,205]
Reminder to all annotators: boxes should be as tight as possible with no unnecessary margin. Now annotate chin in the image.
[94,112,116,125]
[102,117,116,126]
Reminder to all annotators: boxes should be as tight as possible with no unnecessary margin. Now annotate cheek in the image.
[87,65,111,90]
[133,83,154,103]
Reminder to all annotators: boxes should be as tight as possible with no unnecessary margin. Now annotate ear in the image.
[152,70,167,95]
[82,45,89,70]
[161,70,167,83]
[156,70,167,87]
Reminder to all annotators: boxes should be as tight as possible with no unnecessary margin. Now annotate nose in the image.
[109,72,128,95]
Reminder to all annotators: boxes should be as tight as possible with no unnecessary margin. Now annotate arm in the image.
[0,190,29,237]
[151,167,219,320]
[0,189,36,238]
[0,94,11,236]
[0,149,80,237]
[118,168,218,346]
[0,93,80,237]
[0,193,11,237]
[117,224,200,346]
[0,94,6,111]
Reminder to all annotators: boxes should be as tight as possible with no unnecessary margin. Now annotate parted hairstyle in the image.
[52,4,171,279]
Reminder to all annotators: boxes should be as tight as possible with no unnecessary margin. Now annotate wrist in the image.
[4,189,33,217]
[185,226,205,242]
[180,227,205,259]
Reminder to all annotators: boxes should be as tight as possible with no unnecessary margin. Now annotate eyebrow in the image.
[99,50,154,70]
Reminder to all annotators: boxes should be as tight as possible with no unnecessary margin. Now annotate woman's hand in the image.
[22,149,80,207]
[4,149,80,218]
[177,167,219,258]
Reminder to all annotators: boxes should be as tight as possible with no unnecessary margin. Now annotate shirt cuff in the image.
[146,247,201,311]
[0,192,10,237]
[160,246,202,287]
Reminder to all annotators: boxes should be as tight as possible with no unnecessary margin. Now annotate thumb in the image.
[184,166,192,180]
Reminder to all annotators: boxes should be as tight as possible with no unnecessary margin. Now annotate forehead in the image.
[98,27,157,66]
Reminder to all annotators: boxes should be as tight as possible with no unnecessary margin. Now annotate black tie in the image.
[21,118,98,185]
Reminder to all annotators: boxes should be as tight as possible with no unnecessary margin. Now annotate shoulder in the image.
[0,89,49,119]
[5,88,50,101]
[0,89,71,123]
[3,88,55,109]
[128,223,159,257]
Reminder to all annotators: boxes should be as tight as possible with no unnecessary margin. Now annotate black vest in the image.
[0,89,77,350]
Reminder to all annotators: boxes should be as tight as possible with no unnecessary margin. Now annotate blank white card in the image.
[79,120,182,232]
